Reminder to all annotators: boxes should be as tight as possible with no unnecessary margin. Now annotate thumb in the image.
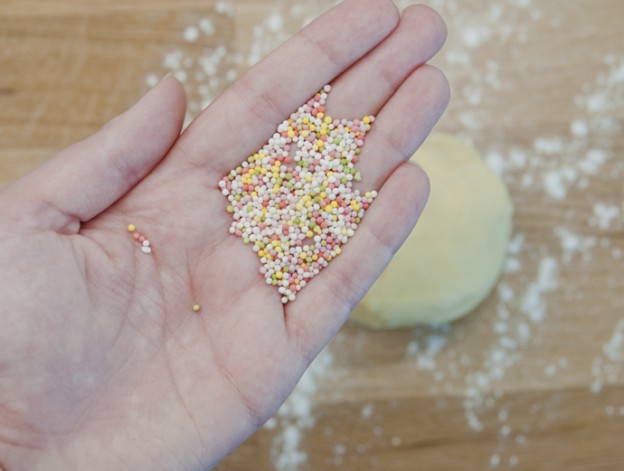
[6,74,186,232]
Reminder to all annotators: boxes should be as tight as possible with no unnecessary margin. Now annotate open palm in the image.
[0,1,448,469]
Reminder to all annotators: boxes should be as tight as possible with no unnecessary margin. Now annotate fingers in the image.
[326,5,447,118]
[10,75,186,232]
[285,162,430,359]
[177,0,400,175]
[356,64,450,190]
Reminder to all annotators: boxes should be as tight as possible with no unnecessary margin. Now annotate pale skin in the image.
[0,1,449,469]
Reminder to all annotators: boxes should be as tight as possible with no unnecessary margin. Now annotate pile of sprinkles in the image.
[220,85,377,304]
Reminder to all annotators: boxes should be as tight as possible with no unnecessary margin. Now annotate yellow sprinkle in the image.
[324,116,332,124]
[363,116,371,124]
[306,175,313,182]
[318,112,325,119]
[306,231,313,238]
[303,117,309,124]
[335,247,342,255]
[127,224,136,232]
[192,304,201,313]
[310,124,316,132]
[324,205,333,212]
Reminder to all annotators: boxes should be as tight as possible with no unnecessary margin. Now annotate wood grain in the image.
[1,1,623,470]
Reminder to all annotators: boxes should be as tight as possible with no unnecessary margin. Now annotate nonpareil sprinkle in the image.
[220,85,377,304]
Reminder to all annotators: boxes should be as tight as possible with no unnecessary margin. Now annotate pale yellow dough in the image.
[352,133,513,329]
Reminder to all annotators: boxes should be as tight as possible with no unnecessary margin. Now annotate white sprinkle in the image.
[184,26,199,42]
[199,18,215,35]
[265,12,284,33]
[141,246,152,254]
[145,74,159,87]
[570,119,588,137]
[543,171,567,200]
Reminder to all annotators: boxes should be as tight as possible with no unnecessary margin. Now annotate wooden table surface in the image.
[1,1,623,470]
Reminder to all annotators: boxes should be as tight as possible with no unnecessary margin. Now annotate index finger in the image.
[176,0,400,175]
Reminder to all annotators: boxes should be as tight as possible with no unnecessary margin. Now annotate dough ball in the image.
[352,133,513,329]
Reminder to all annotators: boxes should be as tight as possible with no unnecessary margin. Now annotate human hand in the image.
[0,1,448,469]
